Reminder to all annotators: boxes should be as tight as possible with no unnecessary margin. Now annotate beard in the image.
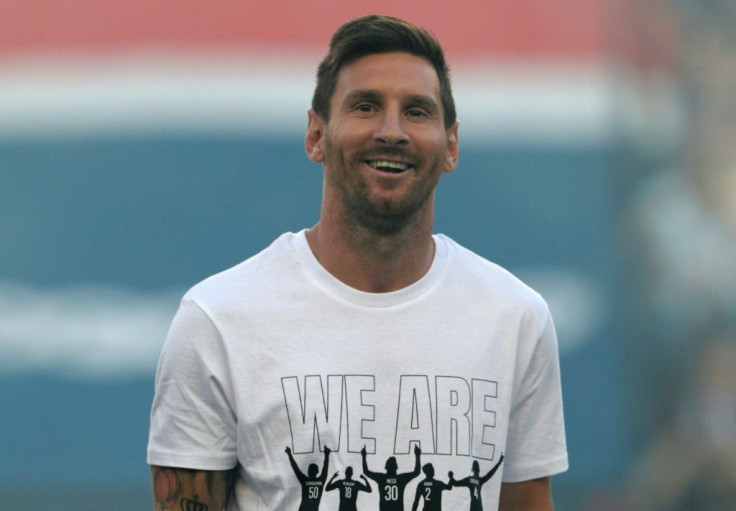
[323,138,443,236]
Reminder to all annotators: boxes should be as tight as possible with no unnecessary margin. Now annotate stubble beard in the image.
[324,138,442,237]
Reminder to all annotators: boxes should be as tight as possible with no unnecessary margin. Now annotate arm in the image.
[326,472,339,491]
[151,466,233,511]
[361,446,378,480]
[359,475,372,492]
[319,446,331,482]
[480,454,505,484]
[499,477,554,511]
[148,300,239,510]
[409,444,422,478]
[450,475,470,488]
[285,446,306,482]
[447,470,469,488]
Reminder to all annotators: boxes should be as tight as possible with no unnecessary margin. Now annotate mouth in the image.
[365,159,412,173]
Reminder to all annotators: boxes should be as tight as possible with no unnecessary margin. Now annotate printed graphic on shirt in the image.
[362,444,421,511]
[282,374,503,510]
[326,466,373,511]
[411,464,451,511]
[286,445,331,511]
[448,456,505,511]
[281,374,498,458]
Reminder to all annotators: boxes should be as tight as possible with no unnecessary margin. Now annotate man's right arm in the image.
[360,446,377,480]
[151,466,233,511]
[411,444,422,477]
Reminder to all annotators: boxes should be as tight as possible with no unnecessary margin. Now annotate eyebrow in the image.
[405,94,440,113]
[341,89,382,106]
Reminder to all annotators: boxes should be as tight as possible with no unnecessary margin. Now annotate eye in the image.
[355,103,376,113]
[406,108,429,118]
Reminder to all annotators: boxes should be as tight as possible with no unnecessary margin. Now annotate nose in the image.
[374,108,409,145]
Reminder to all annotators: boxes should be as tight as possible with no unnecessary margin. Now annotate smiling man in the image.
[148,15,568,511]
[304,48,458,292]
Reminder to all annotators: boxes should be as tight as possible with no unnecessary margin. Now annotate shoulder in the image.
[156,233,298,357]
[436,234,550,317]
[184,231,300,310]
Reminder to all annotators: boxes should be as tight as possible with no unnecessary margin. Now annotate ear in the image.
[443,120,460,173]
[305,109,326,163]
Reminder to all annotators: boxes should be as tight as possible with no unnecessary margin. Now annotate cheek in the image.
[420,136,451,165]
[325,133,367,165]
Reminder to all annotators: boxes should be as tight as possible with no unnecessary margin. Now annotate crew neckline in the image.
[291,229,448,309]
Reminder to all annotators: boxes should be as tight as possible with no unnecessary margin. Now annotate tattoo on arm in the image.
[153,467,181,509]
[151,466,233,511]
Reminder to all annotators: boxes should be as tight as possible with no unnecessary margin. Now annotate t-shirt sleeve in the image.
[147,295,238,470]
[502,310,568,482]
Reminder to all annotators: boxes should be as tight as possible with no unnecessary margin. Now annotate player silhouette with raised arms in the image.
[411,463,452,511]
[361,444,421,510]
[448,454,505,511]
[285,445,331,511]
[326,465,372,511]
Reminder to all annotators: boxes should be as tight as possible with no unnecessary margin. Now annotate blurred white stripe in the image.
[0,282,181,378]
[0,50,637,146]
[0,269,601,380]
[517,267,608,354]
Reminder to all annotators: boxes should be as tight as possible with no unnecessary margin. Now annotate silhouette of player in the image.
[411,463,451,511]
[285,445,331,511]
[326,466,372,511]
[448,454,504,511]
[361,444,421,511]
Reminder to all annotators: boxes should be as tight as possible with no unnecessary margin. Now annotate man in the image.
[361,444,421,511]
[411,464,452,511]
[286,445,331,511]
[448,455,505,511]
[326,466,372,511]
[148,14,568,511]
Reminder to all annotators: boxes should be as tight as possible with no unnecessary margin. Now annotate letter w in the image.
[282,375,343,454]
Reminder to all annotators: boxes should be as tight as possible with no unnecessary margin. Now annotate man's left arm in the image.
[499,477,554,511]
[502,309,567,509]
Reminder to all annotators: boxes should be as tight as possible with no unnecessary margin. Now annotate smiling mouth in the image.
[366,159,412,173]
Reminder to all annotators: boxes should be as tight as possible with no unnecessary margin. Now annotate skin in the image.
[499,477,554,511]
[304,51,459,293]
[150,466,233,511]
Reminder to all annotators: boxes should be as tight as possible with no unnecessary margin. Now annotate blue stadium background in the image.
[1,135,629,508]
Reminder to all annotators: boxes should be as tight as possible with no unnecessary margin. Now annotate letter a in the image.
[394,376,435,454]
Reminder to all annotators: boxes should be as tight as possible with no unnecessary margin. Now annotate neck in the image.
[306,208,436,293]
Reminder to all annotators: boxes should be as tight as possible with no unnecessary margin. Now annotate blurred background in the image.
[1,1,735,509]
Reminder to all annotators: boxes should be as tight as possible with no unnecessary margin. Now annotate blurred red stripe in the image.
[0,0,610,60]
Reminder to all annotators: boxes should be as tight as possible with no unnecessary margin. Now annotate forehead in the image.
[332,52,441,103]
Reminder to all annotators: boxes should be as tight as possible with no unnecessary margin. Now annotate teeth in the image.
[368,160,409,172]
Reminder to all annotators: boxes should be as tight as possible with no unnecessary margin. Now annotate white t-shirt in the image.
[148,231,568,510]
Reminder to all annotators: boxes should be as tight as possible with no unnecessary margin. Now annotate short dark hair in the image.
[311,14,456,129]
